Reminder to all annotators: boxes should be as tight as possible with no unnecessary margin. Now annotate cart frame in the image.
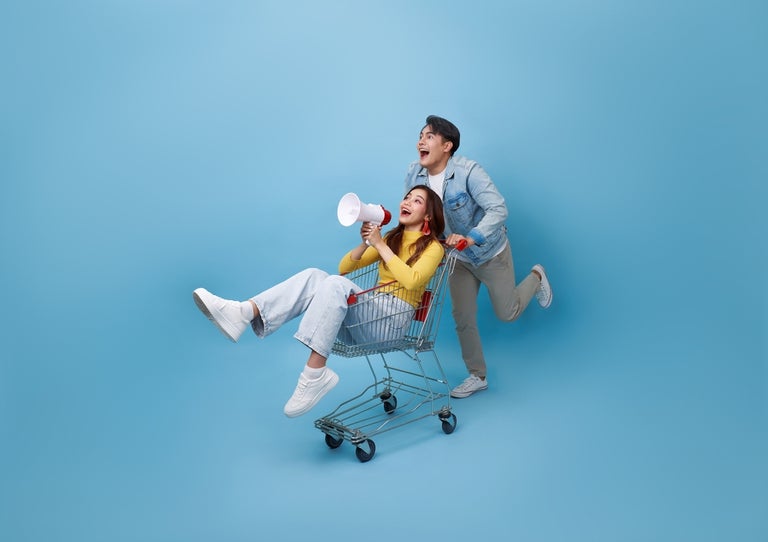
[314,249,460,462]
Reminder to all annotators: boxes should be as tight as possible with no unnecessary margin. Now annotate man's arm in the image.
[465,163,508,245]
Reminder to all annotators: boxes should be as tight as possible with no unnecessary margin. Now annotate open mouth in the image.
[419,149,429,159]
[400,207,412,217]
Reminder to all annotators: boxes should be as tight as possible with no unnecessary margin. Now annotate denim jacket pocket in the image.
[445,192,472,225]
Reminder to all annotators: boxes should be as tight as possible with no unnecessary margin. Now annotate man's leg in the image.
[448,261,490,398]
[479,243,539,322]
[449,261,485,377]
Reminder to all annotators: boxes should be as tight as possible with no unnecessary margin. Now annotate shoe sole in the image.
[193,289,240,342]
[284,371,339,418]
[450,384,488,399]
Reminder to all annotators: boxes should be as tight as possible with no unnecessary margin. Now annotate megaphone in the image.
[337,193,392,227]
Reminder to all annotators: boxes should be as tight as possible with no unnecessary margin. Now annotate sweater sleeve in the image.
[383,240,445,290]
[338,246,380,274]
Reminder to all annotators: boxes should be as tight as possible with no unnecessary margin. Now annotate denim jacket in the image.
[404,155,508,266]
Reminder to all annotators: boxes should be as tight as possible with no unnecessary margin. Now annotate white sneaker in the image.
[193,287,249,342]
[284,368,339,417]
[450,375,488,398]
[532,264,553,309]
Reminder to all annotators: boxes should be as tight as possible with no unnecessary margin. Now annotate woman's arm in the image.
[339,246,378,274]
[365,225,395,265]
[338,222,381,274]
[370,236,445,290]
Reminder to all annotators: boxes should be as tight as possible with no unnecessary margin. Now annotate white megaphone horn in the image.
[337,193,392,227]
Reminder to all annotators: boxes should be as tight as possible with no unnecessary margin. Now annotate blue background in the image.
[2,1,766,541]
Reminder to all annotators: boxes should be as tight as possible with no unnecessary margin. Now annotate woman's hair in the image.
[384,184,445,266]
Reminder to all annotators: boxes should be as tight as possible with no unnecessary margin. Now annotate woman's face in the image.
[399,188,430,230]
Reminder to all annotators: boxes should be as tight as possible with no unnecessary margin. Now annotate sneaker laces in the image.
[290,377,310,401]
[457,375,480,391]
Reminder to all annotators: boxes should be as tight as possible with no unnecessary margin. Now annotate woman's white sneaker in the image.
[284,368,339,417]
[193,287,249,342]
[450,375,488,398]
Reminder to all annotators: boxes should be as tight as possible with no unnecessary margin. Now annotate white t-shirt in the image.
[428,170,445,200]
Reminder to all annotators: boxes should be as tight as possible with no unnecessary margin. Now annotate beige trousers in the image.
[448,242,540,378]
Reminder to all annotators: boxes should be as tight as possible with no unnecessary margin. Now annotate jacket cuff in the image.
[468,229,485,246]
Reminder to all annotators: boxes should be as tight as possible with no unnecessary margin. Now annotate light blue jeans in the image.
[249,268,413,358]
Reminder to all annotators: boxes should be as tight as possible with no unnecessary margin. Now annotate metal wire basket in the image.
[314,249,461,462]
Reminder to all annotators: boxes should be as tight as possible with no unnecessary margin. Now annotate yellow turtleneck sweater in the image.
[338,230,445,307]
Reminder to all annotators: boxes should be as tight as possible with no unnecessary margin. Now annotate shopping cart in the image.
[314,247,462,462]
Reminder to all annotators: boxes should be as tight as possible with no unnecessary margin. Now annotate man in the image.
[404,115,553,398]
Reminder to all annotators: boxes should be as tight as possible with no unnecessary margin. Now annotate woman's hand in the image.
[349,222,379,261]
[360,222,383,247]
[361,221,394,263]
[365,223,383,247]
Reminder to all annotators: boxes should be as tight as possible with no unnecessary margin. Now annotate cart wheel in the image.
[355,439,376,463]
[324,433,343,449]
[382,394,397,414]
[440,412,457,434]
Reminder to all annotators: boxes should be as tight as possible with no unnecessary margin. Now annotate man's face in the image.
[417,125,452,173]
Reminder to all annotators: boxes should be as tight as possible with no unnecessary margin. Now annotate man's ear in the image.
[442,140,453,154]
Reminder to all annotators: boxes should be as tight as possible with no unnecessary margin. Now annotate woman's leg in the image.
[342,293,414,348]
[293,274,360,359]
[284,274,360,417]
[249,268,331,337]
[193,268,330,342]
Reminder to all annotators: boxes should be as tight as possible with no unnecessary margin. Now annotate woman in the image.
[193,185,445,417]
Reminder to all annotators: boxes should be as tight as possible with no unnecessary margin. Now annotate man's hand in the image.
[445,233,474,248]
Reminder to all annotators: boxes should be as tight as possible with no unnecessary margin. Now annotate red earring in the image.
[422,217,431,235]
